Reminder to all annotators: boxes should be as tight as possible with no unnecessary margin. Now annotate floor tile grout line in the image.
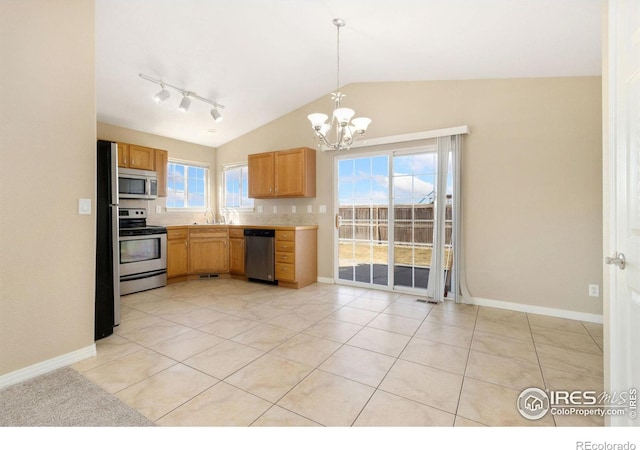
[526,312,557,427]
[452,304,479,423]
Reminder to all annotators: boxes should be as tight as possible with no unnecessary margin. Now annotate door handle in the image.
[335,214,342,230]
[605,252,626,270]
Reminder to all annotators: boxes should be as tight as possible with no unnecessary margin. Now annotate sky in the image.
[338,152,452,207]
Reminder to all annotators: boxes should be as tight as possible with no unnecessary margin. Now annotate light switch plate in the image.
[319,205,327,214]
[307,205,313,213]
[78,198,91,215]
[155,205,162,214]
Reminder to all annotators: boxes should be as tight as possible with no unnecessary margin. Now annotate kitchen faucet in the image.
[204,208,214,224]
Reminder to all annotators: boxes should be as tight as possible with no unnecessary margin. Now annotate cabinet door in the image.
[167,238,188,277]
[117,143,129,168]
[229,238,245,275]
[274,147,316,197]
[129,145,155,171]
[211,238,229,273]
[155,149,168,197]
[189,238,229,273]
[248,152,274,198]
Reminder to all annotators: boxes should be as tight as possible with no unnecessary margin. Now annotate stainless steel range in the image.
[118,208,167,295]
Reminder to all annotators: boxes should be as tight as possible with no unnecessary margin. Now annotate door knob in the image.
[605,252,626,270]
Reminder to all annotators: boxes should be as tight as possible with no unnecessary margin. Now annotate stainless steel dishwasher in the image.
[244,229,276,283]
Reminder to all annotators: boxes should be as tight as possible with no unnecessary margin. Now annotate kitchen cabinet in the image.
[247,152,275,198]
[117,143,129,168]
[248,147,316,198]
[188,228,229,274]
[155,149,168,197]
[274,228,317,288]
[228,228,245,275]
[117,143,155,171]
[167,227,189,278]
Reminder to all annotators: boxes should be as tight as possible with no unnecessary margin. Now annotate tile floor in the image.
[72,278,604,427]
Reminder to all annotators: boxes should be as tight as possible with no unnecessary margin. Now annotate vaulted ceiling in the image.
[96,0,601,147]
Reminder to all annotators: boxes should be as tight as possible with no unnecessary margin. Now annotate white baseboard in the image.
[314,279,602,323]
[317,277,334,285]
[0,344,96,389]
[468,296,603,324]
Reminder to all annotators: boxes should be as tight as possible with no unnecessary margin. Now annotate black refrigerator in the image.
[95,140,120,340]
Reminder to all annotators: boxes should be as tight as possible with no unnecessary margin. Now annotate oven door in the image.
[119,233,167,277]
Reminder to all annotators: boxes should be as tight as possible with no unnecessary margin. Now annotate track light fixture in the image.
[178,94,191,113]
[210,108,222,122]
[139,73,224,122]
[153,85,170,104]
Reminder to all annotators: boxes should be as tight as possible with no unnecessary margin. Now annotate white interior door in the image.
[607,0,640,426]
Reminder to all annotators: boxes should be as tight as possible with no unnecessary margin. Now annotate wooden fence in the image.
[339,204,452,244]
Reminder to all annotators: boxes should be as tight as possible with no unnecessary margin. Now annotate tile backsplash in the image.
[121,198,319,227]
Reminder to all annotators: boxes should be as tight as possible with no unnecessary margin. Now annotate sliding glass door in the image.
[335,145,455,298]
[337,155,390,286]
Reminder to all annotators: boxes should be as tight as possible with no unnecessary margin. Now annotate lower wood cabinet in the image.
[229,228,245,275]
[188,228,229,274]
[167,227,188,278]
[274,228,317,288]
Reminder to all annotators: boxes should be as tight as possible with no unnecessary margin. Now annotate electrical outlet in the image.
[292,205,296,213]
[273,205,278,213]
[588,284,599,297]
[257,205,263,213]
[307,205,313,213]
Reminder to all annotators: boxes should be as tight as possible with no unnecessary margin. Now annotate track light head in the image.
[210,108,223,122]
[153,86,170,104]
[178,94,191,113]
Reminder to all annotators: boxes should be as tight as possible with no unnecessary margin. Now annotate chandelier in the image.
[308,19,371,151]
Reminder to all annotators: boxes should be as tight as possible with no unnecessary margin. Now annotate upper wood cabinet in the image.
[248,147,316,198]
[155,149,168,197]
[117,142,168,197]
[117,143,129,168]
[118,144,155,171]
[247,152,275,198]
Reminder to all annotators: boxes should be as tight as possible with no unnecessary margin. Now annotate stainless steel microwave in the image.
[118,168,158,200]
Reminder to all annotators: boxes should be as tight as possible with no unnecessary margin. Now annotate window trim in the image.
[166,158,210,212]
[221,162,254,212]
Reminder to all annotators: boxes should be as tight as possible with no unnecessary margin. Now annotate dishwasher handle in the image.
[244,229,275,238]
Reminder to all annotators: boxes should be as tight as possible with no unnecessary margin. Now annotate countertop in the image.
[164,224,318,231]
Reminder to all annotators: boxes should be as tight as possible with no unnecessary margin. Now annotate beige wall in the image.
[97,122,217,226]
[218,77,603,315]
[0,1,96,375]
